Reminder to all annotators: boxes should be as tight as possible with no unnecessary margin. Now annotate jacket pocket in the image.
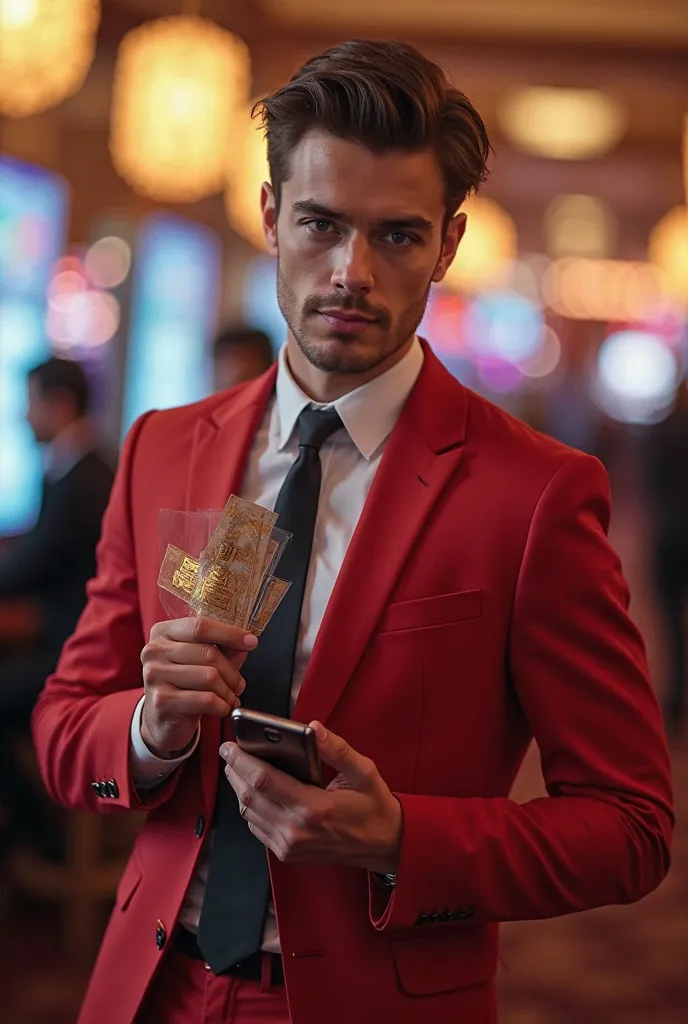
[390,924,497,996]
[377,590,482,635]
[116,852,142,912]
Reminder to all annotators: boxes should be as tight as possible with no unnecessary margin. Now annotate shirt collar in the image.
[275,338,424,460]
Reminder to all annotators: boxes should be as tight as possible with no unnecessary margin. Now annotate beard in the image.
[276,263,430,375]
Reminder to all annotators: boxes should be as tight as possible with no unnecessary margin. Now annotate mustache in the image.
[302,294,390,324]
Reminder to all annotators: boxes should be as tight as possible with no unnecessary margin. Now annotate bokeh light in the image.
[110,17,250,202]
[46,256,120,350]
[464,290,544,364]
[498,86,627,160]
[84,236,131,289]
[0,0,100,117]
[593,329,679,424]
[443,197,517,294]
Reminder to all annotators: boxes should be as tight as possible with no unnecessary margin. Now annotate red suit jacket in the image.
[33,345,673,1024]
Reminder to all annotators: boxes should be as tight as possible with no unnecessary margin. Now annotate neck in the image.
[285,335,415,404]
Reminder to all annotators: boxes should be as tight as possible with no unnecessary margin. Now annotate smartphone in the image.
[230,708,323,787]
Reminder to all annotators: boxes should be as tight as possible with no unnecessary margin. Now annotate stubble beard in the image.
[276,263,430,376]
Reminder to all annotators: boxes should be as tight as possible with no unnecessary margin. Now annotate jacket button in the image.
[106,779,119,799]
[155,921,166,950]
[194,815,205,839]
[91,781,102,795]
[457,908,474,920]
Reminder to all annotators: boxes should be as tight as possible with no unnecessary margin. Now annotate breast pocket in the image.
[377,590,482,635]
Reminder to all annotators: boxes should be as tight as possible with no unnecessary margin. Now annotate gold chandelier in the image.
[0,0,100,117]
[224,103,270,249]
[110,16,250,203]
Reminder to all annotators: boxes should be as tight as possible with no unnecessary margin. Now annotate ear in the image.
[261,182,278,257]
[431,213,466,284]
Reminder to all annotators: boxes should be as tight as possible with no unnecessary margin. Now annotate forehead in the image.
[283,130,446,222]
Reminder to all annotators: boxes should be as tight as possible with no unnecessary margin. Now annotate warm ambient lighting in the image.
[544,257,668,321]
[224,104,270,250]
[110,16,250,202]
[498,86,627,161]
[544,194,616,259]
[0,0,100,117]
[649,206,688,306]
[443,197,517,294]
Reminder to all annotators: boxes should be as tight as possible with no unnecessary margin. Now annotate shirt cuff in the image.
[129,695,200,790]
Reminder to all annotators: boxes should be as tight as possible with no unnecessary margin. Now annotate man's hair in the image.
[28,356,89,416]
[254,39,490,222]
[213,326,274,368]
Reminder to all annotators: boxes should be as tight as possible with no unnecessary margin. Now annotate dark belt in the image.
[174,927,285,985]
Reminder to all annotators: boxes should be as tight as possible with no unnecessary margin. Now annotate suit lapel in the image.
[293,347,468,727]
[186,368,277,813]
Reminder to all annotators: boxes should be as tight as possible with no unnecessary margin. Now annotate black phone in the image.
[230,708,323,787]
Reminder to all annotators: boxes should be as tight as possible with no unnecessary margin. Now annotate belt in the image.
[174,927,285,985]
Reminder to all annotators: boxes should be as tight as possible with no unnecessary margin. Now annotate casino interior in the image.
[0,1,687,1021]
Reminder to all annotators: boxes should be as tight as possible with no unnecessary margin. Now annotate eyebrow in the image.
[291,199,434,234]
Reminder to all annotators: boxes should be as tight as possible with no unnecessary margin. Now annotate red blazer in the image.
[33,345,673,1024]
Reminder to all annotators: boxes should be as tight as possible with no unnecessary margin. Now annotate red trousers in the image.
[136,947,291,1024]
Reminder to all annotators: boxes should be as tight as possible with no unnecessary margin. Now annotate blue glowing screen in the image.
[121,214,222,440]
[0,156,69,535]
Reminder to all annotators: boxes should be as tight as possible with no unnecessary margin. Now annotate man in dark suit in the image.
[646,381,688,729]
[0,357,113,858]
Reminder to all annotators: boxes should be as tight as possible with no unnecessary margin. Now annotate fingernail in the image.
[243,633,258,649]
[219,743,230,759]
[237,678,246,695]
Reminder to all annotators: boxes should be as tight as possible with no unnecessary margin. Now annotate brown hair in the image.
[253,39,490,222]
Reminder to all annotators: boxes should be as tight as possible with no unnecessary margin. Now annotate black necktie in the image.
[196,405,342,973]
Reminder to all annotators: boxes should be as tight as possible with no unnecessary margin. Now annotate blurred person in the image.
[0,357,113,860]
[33,41,672,1024]
[213,325,275,392]
[646,380,688,729]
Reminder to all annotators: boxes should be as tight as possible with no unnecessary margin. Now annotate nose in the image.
[330,234,374,296]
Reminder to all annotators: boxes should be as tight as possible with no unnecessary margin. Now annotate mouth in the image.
[316,309,378,334]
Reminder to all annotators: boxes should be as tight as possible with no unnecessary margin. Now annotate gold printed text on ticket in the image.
[158,545,199,602]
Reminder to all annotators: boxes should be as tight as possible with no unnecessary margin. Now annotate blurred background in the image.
[0,1,686,1021]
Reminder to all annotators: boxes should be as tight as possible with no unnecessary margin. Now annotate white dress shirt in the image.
[130,338,424,954]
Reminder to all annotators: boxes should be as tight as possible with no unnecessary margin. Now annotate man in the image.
[1,357,113,859]
[33,40,672,1024]
[646,380,688,729]
[213,325,275,392]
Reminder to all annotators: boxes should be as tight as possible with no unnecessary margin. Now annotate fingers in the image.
[163,642,246,697]
[154,617,259,652]
[221,743,305,806]
[148,662,240,704]
[310,721,378,791]
[145,680,231,720]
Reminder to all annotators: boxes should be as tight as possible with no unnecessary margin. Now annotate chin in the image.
[298,335,385,375]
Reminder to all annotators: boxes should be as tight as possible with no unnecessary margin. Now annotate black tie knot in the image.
[297,406,342,451]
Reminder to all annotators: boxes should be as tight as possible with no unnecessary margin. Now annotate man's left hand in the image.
[220,722,402,875]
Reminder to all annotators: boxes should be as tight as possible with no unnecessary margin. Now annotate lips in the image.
[317,310,378,334]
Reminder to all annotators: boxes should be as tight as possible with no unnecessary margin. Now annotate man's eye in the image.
[386,231,413,246]
[306,219,334,234]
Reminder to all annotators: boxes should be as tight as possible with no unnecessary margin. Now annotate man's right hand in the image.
[140,617,259,759]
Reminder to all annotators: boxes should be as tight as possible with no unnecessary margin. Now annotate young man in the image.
[33,40,672,1024]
